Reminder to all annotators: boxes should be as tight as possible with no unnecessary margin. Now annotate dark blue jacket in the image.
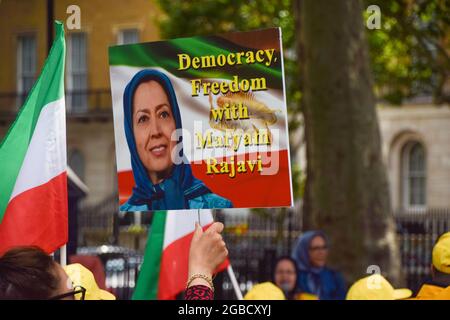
[297,267,347,300]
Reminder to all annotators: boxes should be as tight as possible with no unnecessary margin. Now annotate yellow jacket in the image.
[414,283,450,300]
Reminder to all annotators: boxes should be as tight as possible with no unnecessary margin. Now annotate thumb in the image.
[191,222,203,242]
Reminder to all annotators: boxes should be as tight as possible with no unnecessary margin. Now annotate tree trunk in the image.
[300,0,401,284]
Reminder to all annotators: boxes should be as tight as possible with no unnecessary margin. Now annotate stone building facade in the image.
[378,104,450,211]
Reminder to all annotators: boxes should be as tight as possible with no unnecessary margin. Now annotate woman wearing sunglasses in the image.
[0,246,120,300]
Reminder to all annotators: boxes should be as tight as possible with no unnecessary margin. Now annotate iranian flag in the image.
[132,211,229,300]
[0,21,67,255]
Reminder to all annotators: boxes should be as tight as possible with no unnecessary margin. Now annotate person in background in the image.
[0,247,117,300]
[292,230,347,300]
[346,274,412,300]
[272,256,299,300]
[0,246,81,300]
[272,256,318,300]
[239,256,297,301]
[414,231,450,300]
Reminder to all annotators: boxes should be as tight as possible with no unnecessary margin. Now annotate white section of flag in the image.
[162,210,214,250]
[9,98,66,201]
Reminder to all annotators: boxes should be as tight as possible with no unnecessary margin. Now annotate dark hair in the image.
[0,246,60,299]
[272,256,298,281]
[271,256,299,300]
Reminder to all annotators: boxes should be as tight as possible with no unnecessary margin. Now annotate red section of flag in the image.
[0,172,68,255]
[118,150,291,208]
[158,223,229,300]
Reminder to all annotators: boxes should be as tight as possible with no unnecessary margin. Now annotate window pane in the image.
[120,29,139,44]
[22,36,36,73]
[419,177,426,205]
[410,178,421,205]
[69,150,85,181]
[18,34,36,105]
[69,33,87,111]
[404,142,426,207]
[71,33,87,72]
[73,74,86,90]
[409,143,425,174]
[23,76,34,93]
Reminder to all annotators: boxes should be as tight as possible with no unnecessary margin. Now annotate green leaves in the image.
[365,0,449,104]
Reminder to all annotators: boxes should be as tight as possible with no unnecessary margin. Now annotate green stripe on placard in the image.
[171,37,281,81]
[132,211,167,300]
[109,33,282,88]
[0,21,65,223]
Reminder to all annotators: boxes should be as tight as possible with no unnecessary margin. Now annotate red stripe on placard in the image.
[0,172,68,255]
[118,150,291,208]
[158,223,229,300]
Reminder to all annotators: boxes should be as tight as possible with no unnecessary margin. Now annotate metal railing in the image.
[216,210,303,299]
[76,245,143,300]
[77,194,118,246]
[395,208,450,293]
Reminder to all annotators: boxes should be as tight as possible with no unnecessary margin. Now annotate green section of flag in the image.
[132,211,167,300]
[109,32,282,89]
[0,21,65,223]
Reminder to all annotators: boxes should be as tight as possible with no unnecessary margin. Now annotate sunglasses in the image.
[49,285,86,300]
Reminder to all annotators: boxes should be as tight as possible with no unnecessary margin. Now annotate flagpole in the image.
[226,265,243,300]
[60,244,67,267]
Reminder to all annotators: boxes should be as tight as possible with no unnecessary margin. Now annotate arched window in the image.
[402,141,426,209]
[69,149,85,182]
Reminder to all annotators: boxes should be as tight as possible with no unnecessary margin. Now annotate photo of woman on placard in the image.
[120,69,233,211]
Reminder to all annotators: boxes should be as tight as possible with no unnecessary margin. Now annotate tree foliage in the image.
[365,0,449,104]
